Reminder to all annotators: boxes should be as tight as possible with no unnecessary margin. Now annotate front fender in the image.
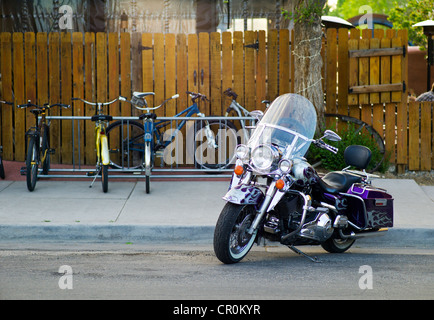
[223,184,264,205]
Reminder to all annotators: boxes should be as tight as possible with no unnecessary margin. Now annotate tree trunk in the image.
[292,0,326,133]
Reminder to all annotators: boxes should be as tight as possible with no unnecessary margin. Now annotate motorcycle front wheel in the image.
[213,203,257,264]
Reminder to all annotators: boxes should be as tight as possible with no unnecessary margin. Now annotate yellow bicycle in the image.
[72,96,126,193]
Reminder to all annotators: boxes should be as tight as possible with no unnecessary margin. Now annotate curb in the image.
[1,225,434,248]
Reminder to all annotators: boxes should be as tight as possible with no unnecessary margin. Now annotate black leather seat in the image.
[318,171,362,194]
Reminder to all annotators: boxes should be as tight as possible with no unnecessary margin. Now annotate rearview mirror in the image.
[322,129,341,142]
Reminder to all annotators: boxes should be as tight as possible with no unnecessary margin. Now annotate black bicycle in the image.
[18,101,70,191]
[0,101,13,179]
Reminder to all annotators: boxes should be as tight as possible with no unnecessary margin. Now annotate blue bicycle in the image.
[106,91,239,193]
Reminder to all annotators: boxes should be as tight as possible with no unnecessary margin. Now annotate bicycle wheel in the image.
[194,119,240,170]
[144,141,151,194]
[41,125,50,175]
[101,165,108,193]
[0,156,4,179]
[324,113,386,172]
[106,120,145,169]
[26,137,39,191]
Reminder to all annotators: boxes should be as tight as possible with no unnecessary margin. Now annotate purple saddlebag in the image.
[347,183,394,228]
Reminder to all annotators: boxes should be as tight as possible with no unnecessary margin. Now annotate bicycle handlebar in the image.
[0,100,13,105]
[17,101,70,109]
[72,96,126,106]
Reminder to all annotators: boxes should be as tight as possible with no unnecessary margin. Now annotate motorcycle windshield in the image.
[248,94,317,158]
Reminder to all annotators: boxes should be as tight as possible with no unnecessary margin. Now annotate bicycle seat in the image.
[133,92,155,98]
[91,114,113,122]
[318,171,362,194]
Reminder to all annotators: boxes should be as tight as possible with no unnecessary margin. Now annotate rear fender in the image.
[223,184,264,205]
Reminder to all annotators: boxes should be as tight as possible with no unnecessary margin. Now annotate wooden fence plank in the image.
[154,33,165,116]
[233,31,244,106]
[48,33,61,163]
[176,33,188,112]
[348,29,359,109]
[326,28,337,114]
[120,33,131,117]
[210,32,222,115]
[108,33,119,117]
[221,32,232,110]
[384,102,396,164]
[391,35,402,102]
[84,32,95,165]
[337,28,349,115]
[37,33,49,108]
[369,37,380,104]
[187,34,198,105]
[141,33,154,107]
[279,29,290,94]
[256,30,266,110]
[72,32,84,165]
[1,33,13,159]
[408,101,419,170]
[165,33,176,116]
[25,32,36,132]
[267,29,278,102]
[61,32,72,164]
[244,31,256,110]
[358,30,370,106]
[198,32,210,114]
[380,33,392,103]
[12,33,26,161]
[420,102,432,170]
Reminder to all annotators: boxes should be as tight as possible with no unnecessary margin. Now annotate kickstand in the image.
[89,167,101,188]
[288,245,321,263]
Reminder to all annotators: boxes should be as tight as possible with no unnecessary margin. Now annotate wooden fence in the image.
[0,29,432,171]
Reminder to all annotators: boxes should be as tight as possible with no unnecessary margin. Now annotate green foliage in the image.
[282,1,325,25]
[388,0,434,49]
[307,124,388,173]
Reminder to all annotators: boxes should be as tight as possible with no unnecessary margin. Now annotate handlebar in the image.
[314,139,339,154]
[187,91,209,103]
[71,96,126,106]
[0,100,13,105]
[17,101,70,109]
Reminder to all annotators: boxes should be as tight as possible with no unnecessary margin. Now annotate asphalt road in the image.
[1,242,434,301]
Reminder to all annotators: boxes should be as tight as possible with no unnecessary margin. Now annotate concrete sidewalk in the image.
[0,177,434,246]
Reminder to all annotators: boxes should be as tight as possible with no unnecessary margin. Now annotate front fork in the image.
[197,113,218,149]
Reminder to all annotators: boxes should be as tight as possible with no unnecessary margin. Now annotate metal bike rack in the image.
[36,115,255,180]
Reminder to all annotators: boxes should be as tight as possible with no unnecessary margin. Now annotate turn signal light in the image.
[234,165,244,176]
[275,179,285,190]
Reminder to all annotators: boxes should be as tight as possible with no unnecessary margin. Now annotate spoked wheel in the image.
[26,138,39,192]
[106,120,145,170]
[194,119,240,171]
[214,203,257,264]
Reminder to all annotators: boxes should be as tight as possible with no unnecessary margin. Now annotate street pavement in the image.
[1,160,434,247]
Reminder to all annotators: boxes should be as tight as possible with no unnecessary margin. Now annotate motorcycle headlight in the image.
[251,145,279,172]
[279,159,293,173]
[235,144,249,161]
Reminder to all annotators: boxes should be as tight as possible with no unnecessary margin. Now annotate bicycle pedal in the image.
[109,148,119,154]
[20,167,27,175]
[86,171,97,177]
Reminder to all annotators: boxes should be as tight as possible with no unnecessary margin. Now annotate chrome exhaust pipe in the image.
[339,228,388,240]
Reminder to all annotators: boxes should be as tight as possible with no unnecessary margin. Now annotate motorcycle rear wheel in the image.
[321,237,355,253]
[214,203,257,264]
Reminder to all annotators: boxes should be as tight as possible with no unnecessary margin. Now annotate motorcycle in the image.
[213,93,393,264]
